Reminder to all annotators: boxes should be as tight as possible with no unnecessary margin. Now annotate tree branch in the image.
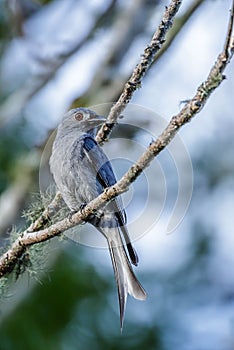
[0,1,233,279]
[153,0,205,64]
[26,192,64,233]
[95,0,183,144]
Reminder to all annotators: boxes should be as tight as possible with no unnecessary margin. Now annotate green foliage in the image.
[0,276,8,298]
[39,0,55,4]
[0,120,30,193]
[0,244,164,350]
[0,2,11,52]
[0,246,109,350]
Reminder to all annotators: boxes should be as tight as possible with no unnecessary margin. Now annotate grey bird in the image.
[50,107,147,328]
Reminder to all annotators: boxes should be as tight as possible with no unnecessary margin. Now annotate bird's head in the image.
[60,108,106,133]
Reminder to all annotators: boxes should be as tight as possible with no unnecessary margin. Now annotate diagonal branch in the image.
[153,0,205,64]
[0,1,233,279]
[95,0,183,144]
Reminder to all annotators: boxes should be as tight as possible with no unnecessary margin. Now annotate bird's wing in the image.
[82,136,138,266]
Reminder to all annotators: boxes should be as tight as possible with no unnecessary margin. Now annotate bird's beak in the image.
[90,115,106,123]
[96,115,106,121]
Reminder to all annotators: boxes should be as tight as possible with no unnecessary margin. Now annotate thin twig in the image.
[26,192,64,233]
[96,0,182,144]
[153,0,205,63]
[224,0,234,59]
[0,2,233,279]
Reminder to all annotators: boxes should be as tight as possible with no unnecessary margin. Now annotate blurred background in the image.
[0,0,234,349]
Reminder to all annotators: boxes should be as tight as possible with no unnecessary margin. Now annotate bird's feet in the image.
[79,203,87,213]
[68,203,87,222]
[89,210,104,227]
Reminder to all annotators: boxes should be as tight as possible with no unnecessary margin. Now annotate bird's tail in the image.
[105,228,147,330]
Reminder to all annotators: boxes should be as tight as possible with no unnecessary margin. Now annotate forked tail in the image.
[107,231,147,330]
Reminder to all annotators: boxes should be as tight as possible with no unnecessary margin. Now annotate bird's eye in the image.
[74,112,83,121]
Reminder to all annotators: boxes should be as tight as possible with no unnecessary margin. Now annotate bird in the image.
[49,107,147,329]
